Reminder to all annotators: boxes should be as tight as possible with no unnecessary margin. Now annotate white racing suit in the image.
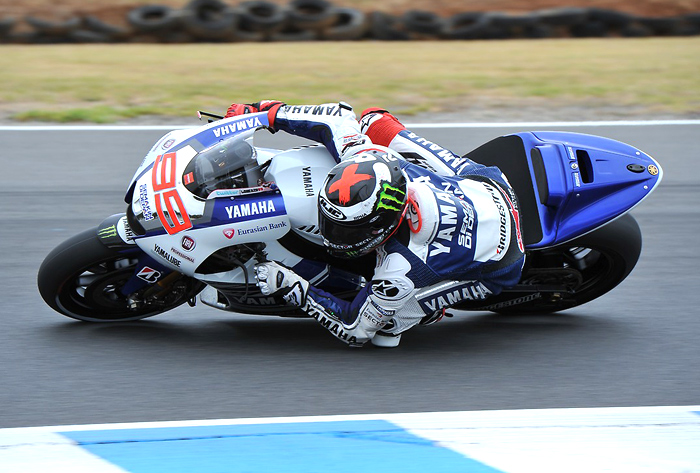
[263,103,525,347]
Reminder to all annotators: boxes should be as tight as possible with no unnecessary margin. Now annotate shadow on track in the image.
[40,310,624,355]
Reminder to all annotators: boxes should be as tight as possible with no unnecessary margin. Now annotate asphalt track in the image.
[1,122,698,429]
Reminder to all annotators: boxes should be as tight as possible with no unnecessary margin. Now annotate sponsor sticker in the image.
[181,235,196,251]
[136,266,162,283]
[573,172,581,188]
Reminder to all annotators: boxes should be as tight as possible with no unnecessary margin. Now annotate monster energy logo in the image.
[98,225,118,239]
[376,182,406,212]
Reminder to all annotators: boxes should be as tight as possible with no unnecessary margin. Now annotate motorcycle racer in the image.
[225,101,525,347]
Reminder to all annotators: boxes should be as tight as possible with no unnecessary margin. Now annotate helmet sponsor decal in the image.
[319,196,346,220]
[376,182,406,212]
[327,163,373,205]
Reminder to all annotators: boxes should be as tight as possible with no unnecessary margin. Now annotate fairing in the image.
[514,131,663,248]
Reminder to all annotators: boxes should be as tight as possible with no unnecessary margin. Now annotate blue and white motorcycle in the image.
[38,112,663,321]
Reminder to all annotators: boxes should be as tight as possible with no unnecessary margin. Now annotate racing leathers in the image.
[246,102,525,347]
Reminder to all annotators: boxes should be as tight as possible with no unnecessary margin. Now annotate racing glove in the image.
[225,100,286,130]
[224,103,258,117]
[255,261,309,306]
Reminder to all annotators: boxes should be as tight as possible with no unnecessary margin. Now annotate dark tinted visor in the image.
[319,208,399,253]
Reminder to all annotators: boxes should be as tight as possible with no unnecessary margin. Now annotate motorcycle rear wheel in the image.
[38,227,204,322]
[475,213,643,314]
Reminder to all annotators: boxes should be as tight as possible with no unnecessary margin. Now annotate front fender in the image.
[96,213,139,249]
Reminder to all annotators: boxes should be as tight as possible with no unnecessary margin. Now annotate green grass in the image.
[1,38,699,122]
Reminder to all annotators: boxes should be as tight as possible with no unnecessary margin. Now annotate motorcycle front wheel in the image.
[38,227,204,322]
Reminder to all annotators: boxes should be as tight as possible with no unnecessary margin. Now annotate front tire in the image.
[38,228,204,322]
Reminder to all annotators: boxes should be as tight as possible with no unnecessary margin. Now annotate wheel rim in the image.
[56,254,201,321]
[57,256,143,318]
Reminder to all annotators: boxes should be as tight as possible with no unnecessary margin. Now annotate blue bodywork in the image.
[510,131,662,248]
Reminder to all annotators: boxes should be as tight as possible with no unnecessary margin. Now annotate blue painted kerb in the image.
[62,419,502,473]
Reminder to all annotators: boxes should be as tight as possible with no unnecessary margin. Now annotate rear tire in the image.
[482,213,642,314]
[38,228,204,322]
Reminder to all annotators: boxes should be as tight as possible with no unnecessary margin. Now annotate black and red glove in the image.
[252,100,285,129]
[224,100,286,130]
[224,103,258,118]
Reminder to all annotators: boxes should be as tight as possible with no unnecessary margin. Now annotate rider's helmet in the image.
[318,146,408,258]
[184,138,265,198]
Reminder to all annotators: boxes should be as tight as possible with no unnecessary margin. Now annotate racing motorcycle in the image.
[38,111,663,323]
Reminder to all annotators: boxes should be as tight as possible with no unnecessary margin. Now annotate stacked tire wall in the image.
[2,0,700,43]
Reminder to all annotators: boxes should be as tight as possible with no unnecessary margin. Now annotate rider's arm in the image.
[271,102,368,162]
[225,100,368,162]
[255,258,415,347]
[360,108,489,177]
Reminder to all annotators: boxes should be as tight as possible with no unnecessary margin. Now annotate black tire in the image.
[320,7,367,40]
[369,11,410,40]
[287,0,339,30]
[239,1,288,33]
[83,16,131,40]
[38,228,204,322]
[570,20,609,37]
[127,5,181,33]
[637,16,683,36]
[442,12,493,40]
[533,7,589,27]
[524,23,554,39]
[402,10,445,36]
[479,213,643,314]
[620,23,653,37]
[69,29,111,43]
[25,15,81,35]
[489,12,537,29]
[182,0,238,40]
[0,17,16,37]
[268,23,317,41]
[588,8,634,28]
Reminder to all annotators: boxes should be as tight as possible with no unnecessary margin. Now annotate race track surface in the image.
[1,122,698,428]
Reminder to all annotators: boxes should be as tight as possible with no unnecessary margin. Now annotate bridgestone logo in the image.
[483,293,542,310]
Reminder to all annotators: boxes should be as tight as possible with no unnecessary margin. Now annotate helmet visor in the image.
[319,206,401,258]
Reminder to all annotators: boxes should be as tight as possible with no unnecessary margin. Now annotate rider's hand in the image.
[224,103,258,118]
[252,100,285,130]
[255,261,309,306]
[224,100,285,130]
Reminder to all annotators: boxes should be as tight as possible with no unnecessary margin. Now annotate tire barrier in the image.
[2,4,700,43]
[181,0,239,40]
